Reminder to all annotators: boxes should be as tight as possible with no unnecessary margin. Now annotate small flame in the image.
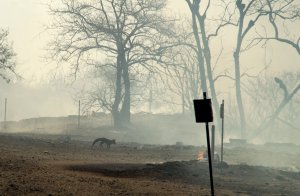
[197,151,206,160]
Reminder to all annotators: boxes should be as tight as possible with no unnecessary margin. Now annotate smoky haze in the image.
[0,0,299,147]
[1,1,300,195]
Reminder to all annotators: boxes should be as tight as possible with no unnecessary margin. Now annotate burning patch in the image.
[197,150,220,162]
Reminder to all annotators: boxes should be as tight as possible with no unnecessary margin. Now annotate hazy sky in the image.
[0,0,298,82]
[0,0,49,83]
[0,0,186,82]
[0,0,299,120]
[0,0,187,120]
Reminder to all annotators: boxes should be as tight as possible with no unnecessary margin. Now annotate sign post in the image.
[193,92,215,196]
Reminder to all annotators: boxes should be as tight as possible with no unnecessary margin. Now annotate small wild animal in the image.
[92,138,116,149]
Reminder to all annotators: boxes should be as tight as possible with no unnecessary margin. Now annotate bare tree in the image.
[185,0,208,95]
[232,0,299,137]
[250,75,300,139]
[0,28,17,82]
[49,0,172,128]
[240,71,300,139]
[261,0,300,54]
[79,67,117,115]
[185,0,236,133]
[232,0,271,137]
[161,30,202,114]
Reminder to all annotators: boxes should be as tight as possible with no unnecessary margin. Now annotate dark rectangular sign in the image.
[193,99,213,123]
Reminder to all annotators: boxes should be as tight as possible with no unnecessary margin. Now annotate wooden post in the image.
[78,100,80,129]
[4,98,7,130]
[211,125,215,161]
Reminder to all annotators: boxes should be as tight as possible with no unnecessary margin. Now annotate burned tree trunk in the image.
[196,11,221,134]
[120,63,131,126]
[111,53,124,128]
[234,0,247,138]
[234,50,246,138]
[188,1,208,93]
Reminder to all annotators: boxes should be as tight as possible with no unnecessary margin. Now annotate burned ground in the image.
[0,133,299,195]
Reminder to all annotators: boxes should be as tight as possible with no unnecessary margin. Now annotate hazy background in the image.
[0,0,299,122]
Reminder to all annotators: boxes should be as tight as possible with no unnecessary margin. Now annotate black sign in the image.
[193,99,213,123]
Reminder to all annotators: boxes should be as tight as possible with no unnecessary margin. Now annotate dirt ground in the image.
[0,133,300,196]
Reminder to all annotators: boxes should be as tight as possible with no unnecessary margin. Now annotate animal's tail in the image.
[91,138,100,148]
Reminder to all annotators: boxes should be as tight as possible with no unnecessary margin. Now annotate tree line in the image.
[1,0,299,140]
[31,0,300,140]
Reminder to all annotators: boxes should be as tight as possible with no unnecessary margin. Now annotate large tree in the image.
[232,0,269,137]
[49,0,172,128]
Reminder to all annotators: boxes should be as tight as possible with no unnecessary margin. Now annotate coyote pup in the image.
[92,138,116,149]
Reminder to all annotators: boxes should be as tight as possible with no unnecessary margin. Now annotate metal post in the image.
[211,125,215,162]
[203,92,215,196]
[78,100,80,129]
[221,100,224,164]
[221,119,224,163]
